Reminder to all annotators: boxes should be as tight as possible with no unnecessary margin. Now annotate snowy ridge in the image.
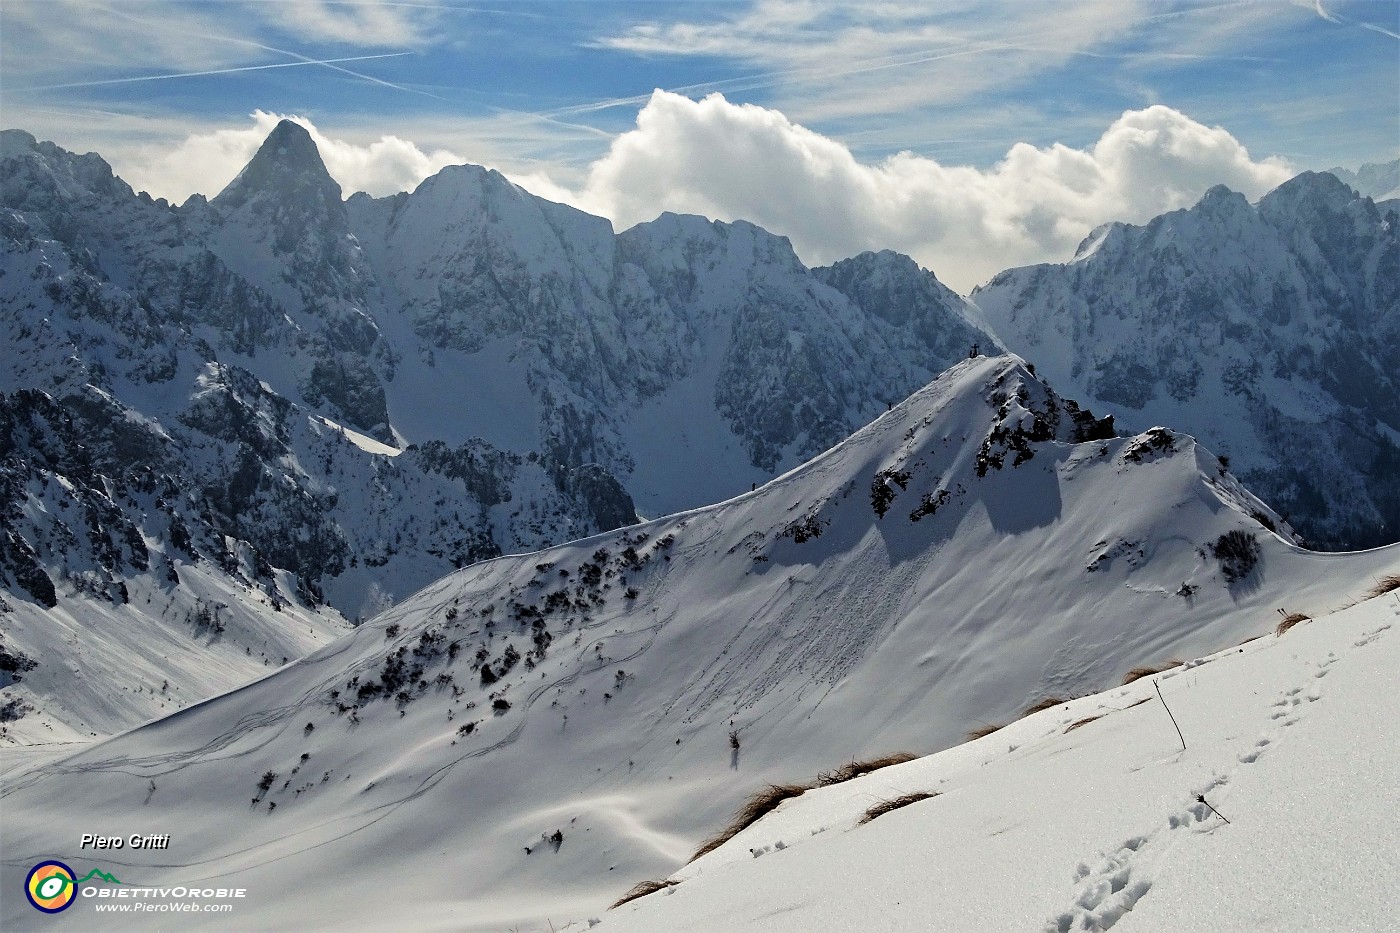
[2,356,1394,930]
[973,173,1400,550]
[1325,156,1400,202]
[1,123,993,735]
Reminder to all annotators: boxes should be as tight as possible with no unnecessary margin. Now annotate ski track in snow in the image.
[1045,618,1393,932]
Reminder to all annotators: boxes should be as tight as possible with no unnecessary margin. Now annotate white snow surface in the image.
[601,589,1400,933]
[2,356,1396,931]
[0,557,345,745]
[311,414,402,457]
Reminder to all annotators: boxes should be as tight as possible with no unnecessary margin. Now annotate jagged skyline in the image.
[2,2,1396,291]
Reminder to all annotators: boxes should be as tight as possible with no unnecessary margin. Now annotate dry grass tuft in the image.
[1066,697,1151,734]
[859,792,939,825]
[1367,574,1400,599]
[1276,612,1310,636]
[1121,660,1182,685]
[610,878,680,909]
[1021,696,1070,718]
[689,783,812,862]
[815,752,918,787]
[686,752,920,863]
[965,722,1006,741]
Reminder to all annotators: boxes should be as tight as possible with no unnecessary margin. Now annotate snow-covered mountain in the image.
[0,123,992,738]
[972,173,1400,550]
[2,355,1393,930]
[1326,156,1400,202]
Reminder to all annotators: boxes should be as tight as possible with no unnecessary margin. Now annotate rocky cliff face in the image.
[972,173,1400,549]
[0,122,992,736]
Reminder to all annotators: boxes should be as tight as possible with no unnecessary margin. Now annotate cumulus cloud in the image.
[116,97,1296,295]
[117,111,466,203]
[552,92,1293,292]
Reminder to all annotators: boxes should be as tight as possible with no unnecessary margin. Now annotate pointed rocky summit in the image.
[213,119,342,215]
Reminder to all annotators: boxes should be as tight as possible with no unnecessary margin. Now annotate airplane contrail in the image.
[543,0,1278,120]
[28,53,415,91]
[1315,0,1399,39]
[92,2,445,99]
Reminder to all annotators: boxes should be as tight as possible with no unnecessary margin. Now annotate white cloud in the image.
[116,111,466,203]
[1,1,258,77]
[259,0,441,47]
[100,96,1296,296]
[592,1,1289,127]
[544,92,1293,292]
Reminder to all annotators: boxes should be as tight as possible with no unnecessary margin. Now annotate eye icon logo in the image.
[25,861,77,913]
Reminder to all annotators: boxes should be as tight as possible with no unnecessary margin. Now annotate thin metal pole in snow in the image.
[1155,679,1186,752]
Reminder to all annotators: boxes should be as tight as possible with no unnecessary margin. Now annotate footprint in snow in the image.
[1048,837,1153,933]
[1237,735,1271,764]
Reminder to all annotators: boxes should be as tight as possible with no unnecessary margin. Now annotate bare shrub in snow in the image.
[690,783,812,862]
[815,752,917,786]
[1211,530,1260,583]
[1276,612,1310,635]
[610,878,680,909]
[1367,574,1400,598]
[1121,660,1182,684]
[1021,696,1070,718]
[859,792,939,825]
[965,722,1006,741]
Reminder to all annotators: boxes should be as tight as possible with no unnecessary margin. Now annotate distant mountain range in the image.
[0,122,990,738]
[0,122,1395,739]
[975,171,1398,550]
[1325,156,1400,202]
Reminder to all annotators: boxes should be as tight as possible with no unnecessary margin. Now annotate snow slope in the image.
[0,556,344,745]
[2,356,1394,931]
[600,582,1400,933]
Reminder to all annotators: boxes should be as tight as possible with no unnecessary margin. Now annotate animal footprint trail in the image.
[1046,836,1153,933]
[1353,622,1391,648]
[1237,735,1272,764]
[1168,775,1231,832]
[1045,767,1237,931]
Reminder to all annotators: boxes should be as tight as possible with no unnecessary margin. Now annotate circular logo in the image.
[25,861,77,913]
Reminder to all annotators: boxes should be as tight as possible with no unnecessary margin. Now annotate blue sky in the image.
[3,1,1397,289]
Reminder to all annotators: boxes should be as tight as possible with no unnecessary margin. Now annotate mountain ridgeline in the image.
[0,121,1395,739]
[974,173,1400,550]
[4,354,1392,930]
[0,122,992,737]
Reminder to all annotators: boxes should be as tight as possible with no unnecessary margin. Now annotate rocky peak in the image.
[1193,183,1252,216]
[213,120,343,219]
[1257,170,1360,221]
[814,250,965,327]
[0,129,132,207]
[0,129,39,157]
